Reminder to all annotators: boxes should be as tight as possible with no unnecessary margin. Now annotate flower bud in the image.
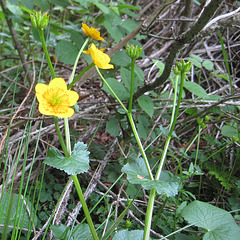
[30,11,49,30]
[175,60,192,74]
[204,115,211,121]
[126,44,142,59]
[232,136,239,142]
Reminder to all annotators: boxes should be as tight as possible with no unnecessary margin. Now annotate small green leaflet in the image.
[122,158,180,197]
[137,94,154,118]
[182,200,240,240]
[184,81,209,99]
[44,141,90,175]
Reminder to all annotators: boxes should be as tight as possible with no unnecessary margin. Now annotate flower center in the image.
[43,88,69,108]
[49,93,62,106]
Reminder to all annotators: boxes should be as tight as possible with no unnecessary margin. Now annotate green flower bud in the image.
[173,66,181,75]
[125,220,132,228]
[232,136,239,142]
[197,118,203,125]
[175,60,192,74]
[30,11,49,29]
[126,44,142,59]
[204,115,211,121]
[200,123,207,129]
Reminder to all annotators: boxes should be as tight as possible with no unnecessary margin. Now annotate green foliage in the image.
[122,158,180,197]
[182,200,240,240]
[0,193,38,234]
[44,142,90,175]
[51,223,91,239]
[112,229,151,240]
[137,95,154,118]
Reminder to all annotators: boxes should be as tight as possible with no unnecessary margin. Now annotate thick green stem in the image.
[53,116,69,157]
[72,175,99,240]
[38,29,56,79]
[143,188,156,239]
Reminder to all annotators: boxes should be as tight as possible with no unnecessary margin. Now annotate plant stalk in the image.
[53,116,69,157]
[72,175,99,240]
[38,29,56,79]
[143,71,185,240]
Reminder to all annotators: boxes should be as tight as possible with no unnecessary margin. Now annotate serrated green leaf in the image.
[120,67,138,92]
[55,40,78,65]
[184,81,208,99]
[137,95,154,118]
[103,12,124,42]
[33,0,50,10]
[113,230,151,240]
[44,142,90,175]
[111,50,131,66]
[182,200,240,240]
[186,54,202,68]
[106,117,120,136]
[221,125,238,138]
[102,77,129,100]
[202,60,214,71]
[122,158,180,197]
[92,0,109,13]
[50,0,70,7]
[121,19,139,33]
[71,30,84,49]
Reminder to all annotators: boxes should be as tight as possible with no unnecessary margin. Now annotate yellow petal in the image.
[57,108,74,118]
[38,103,53,116]
[49,78,67,90]
[35,83,48,94]
[68,90,79,106]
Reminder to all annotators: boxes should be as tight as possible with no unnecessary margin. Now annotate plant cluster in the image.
[0,0,240,240]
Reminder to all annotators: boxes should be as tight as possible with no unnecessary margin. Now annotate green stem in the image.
[128,113,153,180]
[95,66,128,113]
[143,188,156,239]
[128,58,135,114]
[96,65,153,179]
[72,175,99,240]
[38,29,56,78]
[64,118,71,155]
[69,38,89,86]
[53,116,69,157]
[68,62,94,90]
[143,72,185,240]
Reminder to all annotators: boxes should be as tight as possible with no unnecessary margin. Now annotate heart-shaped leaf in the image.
[182,200,240,240]
[44,141,90,175]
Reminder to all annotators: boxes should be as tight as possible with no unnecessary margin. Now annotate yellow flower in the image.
[82,23,105,41]
[84,43,114,69]
[35,78,79,118]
